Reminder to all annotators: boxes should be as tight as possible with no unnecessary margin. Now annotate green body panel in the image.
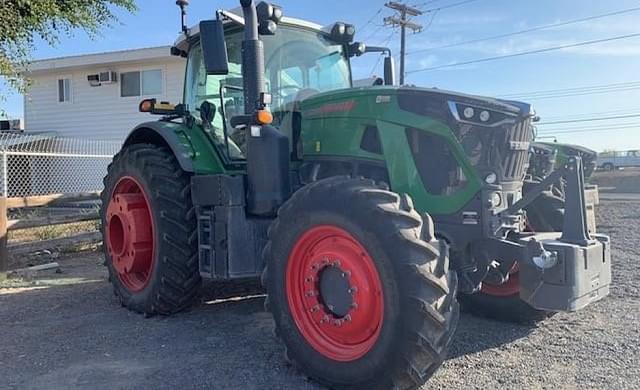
[145,120,234,175]
[145,87,485,216]
[300,87,484,215]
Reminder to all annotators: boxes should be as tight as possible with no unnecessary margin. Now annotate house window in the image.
[57,78,71,102]
[120,69,163,97]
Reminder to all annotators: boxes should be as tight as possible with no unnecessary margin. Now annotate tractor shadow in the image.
[447,311,537,359]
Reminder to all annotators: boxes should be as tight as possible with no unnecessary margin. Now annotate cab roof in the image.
[173,7,329,51]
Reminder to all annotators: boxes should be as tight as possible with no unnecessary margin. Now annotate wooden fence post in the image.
[0,196,7,279]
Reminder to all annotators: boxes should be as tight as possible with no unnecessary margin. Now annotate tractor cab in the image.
[172,11,386,163]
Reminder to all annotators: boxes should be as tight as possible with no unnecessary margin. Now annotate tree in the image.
[0,0,137,95]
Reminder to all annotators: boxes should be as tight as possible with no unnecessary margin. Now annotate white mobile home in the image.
[25,46,186,142]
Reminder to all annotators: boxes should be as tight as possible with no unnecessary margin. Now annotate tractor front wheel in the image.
[101,144,200,315]
[263,177,459,389]
[458,267,551,323]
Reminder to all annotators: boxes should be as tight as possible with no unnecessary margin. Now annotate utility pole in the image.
[384,2,423,85]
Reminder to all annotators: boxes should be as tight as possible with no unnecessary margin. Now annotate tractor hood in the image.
[299,86,535,122]
[300,86,536,186]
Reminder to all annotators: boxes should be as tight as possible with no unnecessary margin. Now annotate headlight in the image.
[480,110,491,122]
[484,172,498,184]
[447,101,519,127]
[463,107,475,119]
[489,192,502,208]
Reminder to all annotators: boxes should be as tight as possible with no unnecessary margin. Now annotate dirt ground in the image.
[1,199,638,390]
[590,167,640,193]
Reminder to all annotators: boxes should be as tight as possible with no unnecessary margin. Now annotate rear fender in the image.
[124,122,195,172]
[124,121,227,174]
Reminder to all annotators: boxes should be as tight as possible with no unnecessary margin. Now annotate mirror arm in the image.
[216,9,245,26]
[365,46,392,57]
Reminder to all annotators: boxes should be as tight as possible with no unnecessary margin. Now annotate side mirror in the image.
[384,56,396,86]
[199,20,229,75]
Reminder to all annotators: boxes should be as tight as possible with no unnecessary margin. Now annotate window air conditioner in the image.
[99,71,118,84]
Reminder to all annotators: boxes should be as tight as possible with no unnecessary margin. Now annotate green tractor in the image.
[100,1,611,388]
[521,141,600,235]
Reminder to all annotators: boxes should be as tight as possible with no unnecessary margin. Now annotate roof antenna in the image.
[176,0,189,34]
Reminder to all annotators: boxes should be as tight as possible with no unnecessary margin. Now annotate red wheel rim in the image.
[481,263,520,297]
[286,225,384,362]
[105,176,155,292]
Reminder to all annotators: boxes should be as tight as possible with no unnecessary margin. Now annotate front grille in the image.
[499,118,533,182]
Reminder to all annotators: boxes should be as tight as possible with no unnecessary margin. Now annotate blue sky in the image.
[2,0,640,151]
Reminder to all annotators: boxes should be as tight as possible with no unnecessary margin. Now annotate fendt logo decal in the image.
[304,100,357,118]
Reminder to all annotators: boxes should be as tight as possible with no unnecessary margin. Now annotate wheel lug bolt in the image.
[344,314,352,322]
[305,290,317,297]
[334,319,342,326]
[310,305,320,313]
[348,287,358,294]
[333,260,341,267]
[351,303,358,310]
[327,304,334,311]
[342,270,351,278]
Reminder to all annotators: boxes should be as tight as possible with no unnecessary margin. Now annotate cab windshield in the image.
[183,25,351,160]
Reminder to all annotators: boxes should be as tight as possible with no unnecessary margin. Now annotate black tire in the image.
[263,177,459,389]
[101,144,201,315]
[525,190,565,232]
[459,190,561,323]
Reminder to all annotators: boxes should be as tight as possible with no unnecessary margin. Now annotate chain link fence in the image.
[0,133,120,198]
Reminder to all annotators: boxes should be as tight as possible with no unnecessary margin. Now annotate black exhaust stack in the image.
[239,0,290,217]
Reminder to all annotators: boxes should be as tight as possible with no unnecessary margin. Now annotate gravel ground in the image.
[0,200,638,390]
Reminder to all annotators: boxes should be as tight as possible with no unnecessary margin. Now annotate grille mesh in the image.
[500,118,533,182]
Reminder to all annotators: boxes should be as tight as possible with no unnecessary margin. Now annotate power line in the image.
[406,32,640,74]
[416,0,481,12]
[411,0,442,7]
[361,25,386,42]
[501,80,640,99]
[510,86,640,101]
[537,124,640,135]
[544,108,640,121]
[407,6,640,55]
[538,122,640,133]
[359,7,384,33]
[538,114,640,126]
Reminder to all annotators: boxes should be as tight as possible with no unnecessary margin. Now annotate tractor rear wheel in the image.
[101,144,200,315]
[263,177,458,389]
